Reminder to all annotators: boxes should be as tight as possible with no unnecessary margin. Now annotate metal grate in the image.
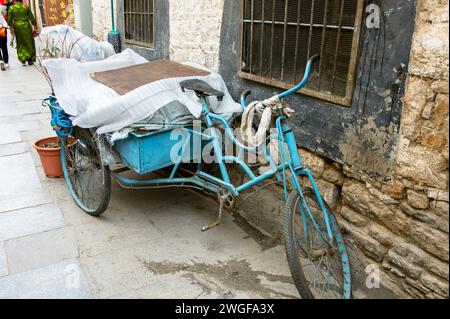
[240,0,364,106]
[124,0,155,48]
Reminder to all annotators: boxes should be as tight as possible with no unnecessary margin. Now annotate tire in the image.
[283,188,352,299]
[60,128,111,216]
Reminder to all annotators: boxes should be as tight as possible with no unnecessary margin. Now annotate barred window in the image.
[240,0,364,106]
[124,0,155,48]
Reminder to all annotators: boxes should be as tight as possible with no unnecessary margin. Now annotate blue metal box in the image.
[114,128,201,175]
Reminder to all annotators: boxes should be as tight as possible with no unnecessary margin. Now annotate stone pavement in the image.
[0,43,299,299]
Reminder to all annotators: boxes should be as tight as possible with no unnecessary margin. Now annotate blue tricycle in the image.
[43,55,352,299]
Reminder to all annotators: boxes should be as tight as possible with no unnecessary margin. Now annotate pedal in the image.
[201,220,221,232]
[201,189,229,232]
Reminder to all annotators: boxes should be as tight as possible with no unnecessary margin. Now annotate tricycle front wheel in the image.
[283,188,352,299]
[60,128,111,216]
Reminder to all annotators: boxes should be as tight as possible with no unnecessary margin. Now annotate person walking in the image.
[0,3,9,71]
[7,0,37,66]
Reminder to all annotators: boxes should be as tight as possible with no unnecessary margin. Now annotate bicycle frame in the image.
[112,54,335,243]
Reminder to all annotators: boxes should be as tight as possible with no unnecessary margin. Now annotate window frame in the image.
[238,0,365,107]
[123,0,156,49]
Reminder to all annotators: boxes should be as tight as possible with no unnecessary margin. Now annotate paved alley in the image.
[0,42,299,299]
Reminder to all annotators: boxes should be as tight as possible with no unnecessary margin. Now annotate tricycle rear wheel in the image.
[60,128,111,216]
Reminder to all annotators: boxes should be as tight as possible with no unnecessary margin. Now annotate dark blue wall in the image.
[219,0,418,180]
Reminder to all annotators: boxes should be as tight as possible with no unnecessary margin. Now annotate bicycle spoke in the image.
[320,258,332,298]
[311,251,325,291]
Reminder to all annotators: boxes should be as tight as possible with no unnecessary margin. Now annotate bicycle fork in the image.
[280,119,335,244]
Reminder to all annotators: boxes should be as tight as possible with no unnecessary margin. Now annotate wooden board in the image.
[90,60,211,95]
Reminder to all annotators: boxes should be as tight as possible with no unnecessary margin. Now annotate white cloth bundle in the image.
[43,49,242,134]
[240,95,294,147]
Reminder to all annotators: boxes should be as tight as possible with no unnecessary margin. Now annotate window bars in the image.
[240,0,364,106]
[124,0,155,48]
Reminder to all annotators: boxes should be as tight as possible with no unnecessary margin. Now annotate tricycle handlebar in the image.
[278,54,321,99]
[239,54,320,109]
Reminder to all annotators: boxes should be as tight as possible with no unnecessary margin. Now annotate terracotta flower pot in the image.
[33,137,64,178]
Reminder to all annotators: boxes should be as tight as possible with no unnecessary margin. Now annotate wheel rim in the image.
[292,192,351,299]
[61,133,107,214]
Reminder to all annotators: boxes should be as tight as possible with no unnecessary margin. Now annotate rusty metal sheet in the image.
[91,60,210,95]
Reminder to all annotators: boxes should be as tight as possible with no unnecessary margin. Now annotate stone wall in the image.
[343,0,449,299]
[168,0,225,71]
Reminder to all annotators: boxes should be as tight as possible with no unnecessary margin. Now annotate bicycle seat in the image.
[180,79,225,101]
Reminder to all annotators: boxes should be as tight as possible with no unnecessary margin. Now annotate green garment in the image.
[7,2,37,63]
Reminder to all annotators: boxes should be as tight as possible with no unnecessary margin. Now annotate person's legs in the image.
[27,36,36,65]
[0,34,8,71]
[14,21,35,65]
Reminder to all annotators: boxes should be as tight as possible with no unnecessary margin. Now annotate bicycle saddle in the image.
[180,79,225,101]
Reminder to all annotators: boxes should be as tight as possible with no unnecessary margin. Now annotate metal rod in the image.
[317,0,329,90]
[110,0,116,31]
[139,0,142,43]
[258,0,265,76]
[249,0,255,74]
[133,0,136,41]
[306,0,316,66]
[331,0,345,93]
[242,20,355,31]
[293,0,302,84]
[280,0,289,81]
[269,0,276,78]
[145,0,149,44]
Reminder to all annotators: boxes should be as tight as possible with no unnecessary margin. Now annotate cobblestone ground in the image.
[0,40,300,299]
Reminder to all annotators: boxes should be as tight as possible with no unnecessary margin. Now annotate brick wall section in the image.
[168,0,225,71]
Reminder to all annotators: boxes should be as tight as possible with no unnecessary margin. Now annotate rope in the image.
[239,95,295,148]
[51,110,73,138]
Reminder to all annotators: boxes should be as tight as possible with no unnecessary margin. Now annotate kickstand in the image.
[201,190,226,232]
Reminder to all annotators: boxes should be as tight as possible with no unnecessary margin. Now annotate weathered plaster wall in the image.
[168,0,224,71]
[91,0,115,41]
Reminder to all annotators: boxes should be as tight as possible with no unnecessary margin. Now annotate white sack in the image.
[40,25,115,62]
[43,49,242,134]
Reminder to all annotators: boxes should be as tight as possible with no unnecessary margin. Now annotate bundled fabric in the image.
[43,49,242,134]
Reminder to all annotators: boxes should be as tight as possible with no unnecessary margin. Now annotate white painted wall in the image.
[91,0,115,41]
[73,0,93,37]
[168,0,225,71]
